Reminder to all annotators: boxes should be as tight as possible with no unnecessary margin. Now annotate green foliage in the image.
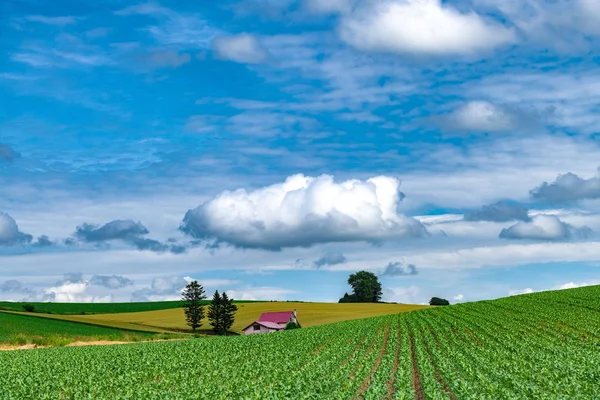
[429,297,450,306]
[182,281,206,332]
[342,271,383,303]
[1,285,599,399]
[21,304,35,312]
[0,312,159,346]
[221,292,237,336]
[208,290,238,336]
[338,292,359,303]
[285,322,300,330]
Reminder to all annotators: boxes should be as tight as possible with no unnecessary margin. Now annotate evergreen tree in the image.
[181,280,206,332]
[221,292,238,336]
[208,290,223,335]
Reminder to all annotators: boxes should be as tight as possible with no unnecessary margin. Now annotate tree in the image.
[338,292,359,303]
[429,297,450,306]
[208,290,223,335]
[221,292,237,336]
[341,271,382,303]
[182,280,206,332]
[22,304,35,312]
[208,290,238,336]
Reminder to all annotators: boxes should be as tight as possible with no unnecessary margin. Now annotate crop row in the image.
[1,285,599,399]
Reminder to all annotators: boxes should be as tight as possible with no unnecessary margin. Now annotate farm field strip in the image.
[20,301,429,334]
[1,285,600,399]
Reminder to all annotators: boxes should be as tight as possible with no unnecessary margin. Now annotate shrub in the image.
[429,297,450,306]
[286,322,300,330]
[22,304,36,312]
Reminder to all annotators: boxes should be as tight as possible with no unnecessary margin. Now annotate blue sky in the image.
[2,0,600,304]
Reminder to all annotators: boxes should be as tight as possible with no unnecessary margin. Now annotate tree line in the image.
[182,281,238,335]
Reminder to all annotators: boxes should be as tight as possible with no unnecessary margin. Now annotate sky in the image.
[2,0,600,305]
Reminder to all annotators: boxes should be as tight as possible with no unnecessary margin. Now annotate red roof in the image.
[258,311,294,324]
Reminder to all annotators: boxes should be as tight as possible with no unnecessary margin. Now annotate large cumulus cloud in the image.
[499,214,592,241]
[530,170,600,203]
[0,212,33,245]
[180,174,427,250]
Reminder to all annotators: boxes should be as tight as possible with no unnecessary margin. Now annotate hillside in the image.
[1,286,599,398]
[9,301,429,334]
[0,312,178,348]
[0,299,264,315]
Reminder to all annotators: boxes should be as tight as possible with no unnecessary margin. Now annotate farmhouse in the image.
[242,310,299,335]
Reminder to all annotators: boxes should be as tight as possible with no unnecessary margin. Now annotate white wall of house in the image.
[243,324,280,335]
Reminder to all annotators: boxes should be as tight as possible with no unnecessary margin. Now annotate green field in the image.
[0,299,264,315]
[1,286,599,398]
[44,301,429,334]
[0,312,175,347]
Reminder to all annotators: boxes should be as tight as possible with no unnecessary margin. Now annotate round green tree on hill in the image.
[339,270,382,303]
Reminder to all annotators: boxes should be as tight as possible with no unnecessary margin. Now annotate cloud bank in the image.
[180,174,427,250]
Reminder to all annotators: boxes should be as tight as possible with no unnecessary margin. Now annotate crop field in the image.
[0,299,263,315]
[0,312,170,347]
[30,301,429,334]
[1,285,599,399]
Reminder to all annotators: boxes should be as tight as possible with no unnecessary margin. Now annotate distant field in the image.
[37,302,430,334]
[0,311,173,347]
[1,286,599,399]
[0,299,264,315]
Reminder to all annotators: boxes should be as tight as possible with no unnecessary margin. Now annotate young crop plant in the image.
[0,285,599,399]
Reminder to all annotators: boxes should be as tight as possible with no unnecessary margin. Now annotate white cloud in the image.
[554,280,600,290]
[499,214,592,241]
[445,101,516,132]
[180,174,427,249]
[453,294,465,302]
[474,0,600,48]
[25,15,80,25]
[508,280,600,296]
[226,286,296,301]
[508,287,534,296]
[212,33,269,64]
[0,212,32,245]
[339,0,515,56]
[383,285,421,303]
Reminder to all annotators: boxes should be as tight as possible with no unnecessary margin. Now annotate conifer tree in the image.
[208,290,223,335]
[221,292,238,336]
[181,280,206,332]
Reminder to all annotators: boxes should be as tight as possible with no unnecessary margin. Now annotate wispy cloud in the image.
[24,15,82,26]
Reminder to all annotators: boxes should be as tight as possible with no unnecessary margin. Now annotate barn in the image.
[242,310,299,335]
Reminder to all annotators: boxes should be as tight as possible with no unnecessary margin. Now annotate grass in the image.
[0,299,264,315]
[0,311,184,347]
[35,301,430,334]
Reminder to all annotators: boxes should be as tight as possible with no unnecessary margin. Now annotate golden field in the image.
[14,302,430,334]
